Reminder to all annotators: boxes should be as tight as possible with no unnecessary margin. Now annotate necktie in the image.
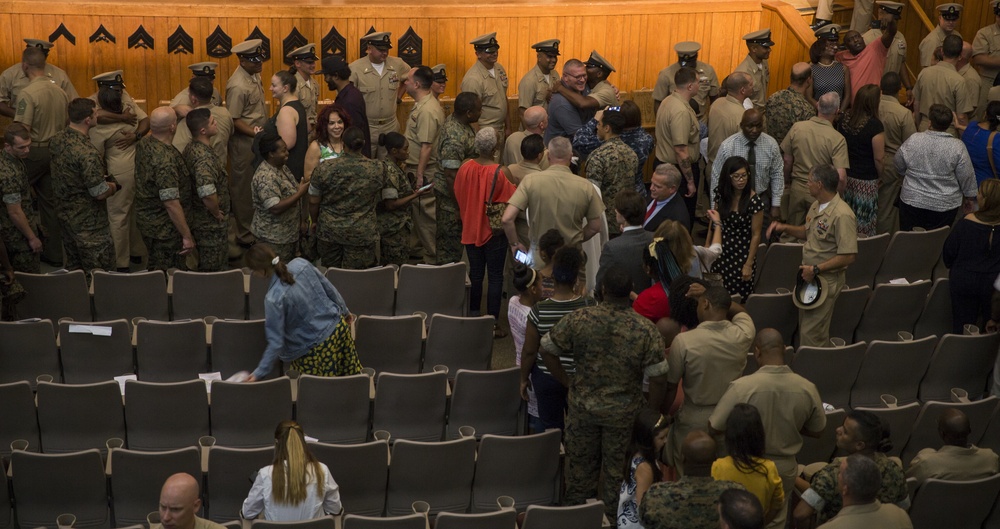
[746,140,757,184]
[645,201,656,222]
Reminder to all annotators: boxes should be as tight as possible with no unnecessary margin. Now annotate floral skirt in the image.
[291,317,363,377]
[843,177,878,237]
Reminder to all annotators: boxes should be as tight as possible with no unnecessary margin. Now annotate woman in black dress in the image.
[270,70,309,182]
[711,156,764,302]
[943,179,1000,334]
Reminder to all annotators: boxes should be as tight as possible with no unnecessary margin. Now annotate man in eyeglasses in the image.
[544,59,591,144]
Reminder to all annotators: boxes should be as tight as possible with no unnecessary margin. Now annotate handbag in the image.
[485,165,507,231]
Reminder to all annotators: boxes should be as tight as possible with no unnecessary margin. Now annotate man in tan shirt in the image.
[349,31,409,159]
[404,66,445,264]
[973,1,1000,118]
[170,61,222,119]
[653,41,720,120]
[502,105,548,167]
[0,39,77,119]
[517,39,559,116]
[460,32,511,149]
[919,3,962,68]
[173,77,233,168]
[14,46,70,265]
[876,72,916,235]
[907,408,1000,484]
[913,34,974,133]
[655,66,701,209]
[226,39,267,250]
[734,29,773,112]
[957,41,982,122]
[287,44,319,131]
[707,73,753,171]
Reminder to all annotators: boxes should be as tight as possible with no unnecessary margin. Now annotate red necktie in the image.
[645,201,656,222]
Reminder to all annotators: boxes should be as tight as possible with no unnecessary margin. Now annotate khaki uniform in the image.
[653,61,720,121]
[709,365,826,529]
[734,55,769,112]
[707,95,745,163]
[173,104,234,168]
[350,55,409,158]
[404,94,445,263]
[906,445,1000,483]
[799,194,857,347]
[958,63,983,120]
[919,26,962,68]
[501,131,550,168]
[973,23,1000,119]
[225,66,267,245]
[820,502,913,529]
[913,61,975,132]
[507,164,604,250]
[589,80,619,108]
[294,71,318,131]
[90,97,148,269]
[780,117,850,228]
[862,29,908,81]
[460,60,510,140]
[877,94,916,234]
[517,64,554,110]
[169,87,222,108]
[655,92,701,164]
[849,0,875,33]
[0,62,77,110]
[664,312,755,472]
[15,76,70,265]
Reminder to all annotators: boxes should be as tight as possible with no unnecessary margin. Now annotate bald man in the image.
[156,473,225,529]
[956,41,982,120]
[906,408,1000,484]
[503,105,549,166]
[763,62,816,146]
[709,328,826,529]
[640,431,747,529]
[135,106,195,271]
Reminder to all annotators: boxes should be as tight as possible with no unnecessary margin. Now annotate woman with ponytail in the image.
[244,243,362,381]
[243,420,343,520]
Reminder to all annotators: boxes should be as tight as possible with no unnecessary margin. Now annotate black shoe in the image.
[130,255,143,264]
[810,19,832,31]
[116,267,131,273]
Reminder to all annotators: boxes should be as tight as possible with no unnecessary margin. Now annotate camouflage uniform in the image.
[640,477,747,529]
[309,152,385,269]
[807,453,908,524]
[764,88,817,146]
[0,150,40,273]
[183,141,230,271]
[49,128,115,275]
[541,302,667,519]
[435,114,477,264]
[251,162,300,263]
[135,136,193,271]
[378,160,415,267]
[586,136,638,236]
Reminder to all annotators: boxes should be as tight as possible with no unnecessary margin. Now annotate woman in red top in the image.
[454,127,517,325]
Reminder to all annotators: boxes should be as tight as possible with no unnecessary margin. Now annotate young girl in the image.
[536,229,566,300]
[376,132,430,266]
[712,403,784,525]
[508,263,543,433]
[617,409,669,529]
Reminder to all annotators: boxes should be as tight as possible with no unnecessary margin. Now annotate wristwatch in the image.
[813,265,821,276]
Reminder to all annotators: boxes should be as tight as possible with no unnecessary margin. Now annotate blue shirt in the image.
[544,85,591,144]
[962,122,1000,185]
[254,258,349,378]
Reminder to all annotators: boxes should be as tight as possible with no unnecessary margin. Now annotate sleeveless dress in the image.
[811,61,845,102]
[711,194,765,302]
[272,100,309,182]
[617,454,646,529]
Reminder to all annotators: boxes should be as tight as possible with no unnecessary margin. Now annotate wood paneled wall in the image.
[762,0,814,90]
[0,0,809,117]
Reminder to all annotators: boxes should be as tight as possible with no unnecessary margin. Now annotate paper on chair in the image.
[304,435,319,443]
[114,374,137,395]
[68,324,113,336]
[888,278,910,285]
[199,372,223,392]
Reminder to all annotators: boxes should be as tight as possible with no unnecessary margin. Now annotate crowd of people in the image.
[3,2,1000,528]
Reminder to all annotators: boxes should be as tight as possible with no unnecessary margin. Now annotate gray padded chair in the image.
[354,315,424,374]
[853,281,933,343]
[827,286,871,343]
[423,315,495,373]
[58,319,133,383]
[447,368,520,439]
[36,380,125,454]
[850,336,937,408]
[909,475,1000,529]
[0,381,40,456]
[124,380,209,451]
[395,263,467,317]
[296,374,371,444]
[206,446,274,522]
[900,397,999,467]
[0,460,9,529]
[752,243,802,294]
[521,502,605,529]
[211,378,293,448]
[791,342,866,410]
[11,449,109,529]
[913,278,952,339]
[0,319,60,386]
[15,270,92,323]
[844,232,889,288]
[471,429,562,512]
[385,437,477,516]
[210,319,267,379]
[372,372,447,442]
[92,270,168,321]
[310,440,390,517]
[744,293,797,345]
[342,514,425,529]
[171,269,246,320]
[135,319,209,382]
[250,518,337,529]
[919,333,1000,402]
[248,271,268,320]
[797,408,846,466]
[110,447,201,527]
[874,226,950,285]
[853,402,921,459]
[325,266,396,316]
[434,510,517,529]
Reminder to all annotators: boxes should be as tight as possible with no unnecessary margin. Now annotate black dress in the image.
[273,100,309,182]
[712,194,765,302]
[943,218,1000,333]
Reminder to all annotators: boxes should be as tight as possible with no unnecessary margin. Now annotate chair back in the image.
[136,319,209,382]
[372,372,448,442]
[12,449,109,529]
[211,319,267,378]
[447,368,520,440]
[110,447,201,527]
[36,380,125,454]
[206,446,274,522]
[874,226,950,285]
[434,510,517,529]
[124,380,209,451]
[752,243,803,294]
[297,374,371,444]
[919,333,1000,402]
[325,266,396,316]
[844,233,889,288]
[850,336,937,408]
[311,440,390,517]
[853,402,921,458]
[424,315,495,373]
[171,269,247,320]
[0,381,40,457]
[0,319,60,386]
[791,342,866,409]
[210,378,293,448]
[913,278,952,339]
[828,286,871,343]
[16,270,92,323]
[797,408,847,466]
[354,315,424,374]
[521,502,605,529]
[854,281,933,343]
[396,263,467,317]
[385,437,477,516]
[342,514,425,529]
[472,430,562,512]
[744,293,797,345]
[92,270,168,321]
[59,319,133,383]
[909,474,1000,529]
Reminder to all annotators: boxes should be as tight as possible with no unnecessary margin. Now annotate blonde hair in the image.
[271,421,324,505]
[653,220,695,273]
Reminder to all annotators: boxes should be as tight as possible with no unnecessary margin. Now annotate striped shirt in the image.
[710,131,784,208]
[529,296,596,375]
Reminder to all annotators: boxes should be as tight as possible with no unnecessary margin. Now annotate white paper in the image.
[304,435,318,443]
[114,374,137,396]
[888,278,910,285]
[199,372,223,392]
[68,324,113,336]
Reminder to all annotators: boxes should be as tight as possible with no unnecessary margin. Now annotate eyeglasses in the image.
[606,106,621,112]
[568,73,587,80]
[730,171,749,181]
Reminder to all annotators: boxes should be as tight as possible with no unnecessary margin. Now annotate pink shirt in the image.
[836,38,888,100]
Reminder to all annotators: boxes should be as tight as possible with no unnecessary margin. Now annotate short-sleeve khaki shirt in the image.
[517,64,554,110]
[735,55,769,111]
[169,87,222,108]
[655,92,701,164]
[666,312,755,406]
[652,60,720,121]
[460,60,509,130]
[589,80,619,108]
[913,61,974,122]
[802,193,857,266]
[225,66,267,129]
[294,70,318,130]
[0,62,77,108]
[919,26,962,68]
[14,76,70,143]
[404,94,445,173]
[707,95,745,162]
[780,117,850,185]
[878,94,916,156]
[349,55,409,123]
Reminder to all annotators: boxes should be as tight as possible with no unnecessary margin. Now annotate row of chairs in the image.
[1,429,563,529]
[753,226,950,295]
[13,262,470,326]
[0,369,522,457]
[0,313,495,386]
[747,278,961,346]
[907,474,1000,529]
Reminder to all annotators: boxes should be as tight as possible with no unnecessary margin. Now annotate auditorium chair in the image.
[15,270,92,324]
[874,226,950,284]
[792,342,866,410]
[844,232,889,288]
[206,446,274,522]
[35,380,125,455]
[827,285,870,344]
[918,333,1000,402]
[521,502,605,529]
[900,397,999,467]
[124,380,209,451]
[447,368,521,440]
[471,430,562,513]
[342,514,425,529]
[296,374,371,444]
[135,319,209,382]
[434,510,517,529]
[423,314,495,373]
[0,319,61,386]
[247,269,268,319]
[110,447,201,527]
[310,440,390,517]
[59,319,133,383]
[385,437,477,516]
[325,266,397,316]
[92,270,169,321]
[752,243,802,294]
[395,262,468,317]
[849,335,937,408]
[853,281,932,343]
[909,475,1000,529]
[797,408,846,466]
[853,401,920,459]
[250,518,338,529]
[354,315,424,374]
[744,293,797,346]
[0,381,40,456]
[11,449,110,529]
[210,378,293,448]
[210,319,267,379]
[372,371,448,442]
[912,278,952,339]
[171,269,246,320]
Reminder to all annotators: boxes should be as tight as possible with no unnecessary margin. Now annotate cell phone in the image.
[417,183,433,192]
[514,249,531,265]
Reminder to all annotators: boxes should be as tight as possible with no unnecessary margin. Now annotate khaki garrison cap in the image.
[814,24,842,40]
[287,43,318,61]
[232,39,264,60]
[531,39,561,56]
[585,50,616,73]
[24,39,53,50]
[936,3,961,20]
[363,32,393,50]
[675,41,701,56]
[188,62,218,76]
[876,1,904,16]
[471,32,500,53]
[431,64,448,83]
[743,28,775,47]
[93,70,125,88]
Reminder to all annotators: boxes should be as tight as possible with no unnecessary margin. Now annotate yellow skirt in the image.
[291,317,363,377]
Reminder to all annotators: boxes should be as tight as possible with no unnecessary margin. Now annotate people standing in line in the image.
[251,128,309,263]
[377,132,429,267]
[227,39,268,251]
[286,44,319,132]
[182,108,230,272]
[349,31,409,160]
